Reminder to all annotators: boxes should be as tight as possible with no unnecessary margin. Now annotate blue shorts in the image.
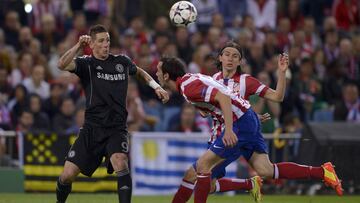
[193,109,268,179]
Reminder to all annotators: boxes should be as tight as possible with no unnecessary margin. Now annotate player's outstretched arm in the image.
[214,92,237,147]
[135,67,169,103]
[263,53,289,102]
[58,35,91,71]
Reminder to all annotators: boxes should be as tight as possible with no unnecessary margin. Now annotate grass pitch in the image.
[0,194,359,203]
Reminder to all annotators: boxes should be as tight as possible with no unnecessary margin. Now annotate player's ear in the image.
[163,73,169,81]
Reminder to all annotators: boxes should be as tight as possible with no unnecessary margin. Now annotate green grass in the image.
[0,194,359,203]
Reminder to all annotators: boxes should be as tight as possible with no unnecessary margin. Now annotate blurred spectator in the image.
[168,103,202,132]
[126,80,145,132]
[206,26,223,51]
[8,85,28,127]
[301,0,334,26]
[293,58,323,120]
[276,17,292,51]
[175,27,193,64]
[303,17,322,52]
[218,0,247,27]
[292,29,312,58]
[323,29,339,65]
[313,48,327,81]
[35,14,63,55]
[322,60,349,105]
[0,140,14,167]
[29,39,48,68]
[263,30,281,60]
[22,64,50,100]
[30,0,67,34]
[16,109,33,133]
[242,14,265,43]
[0,68,12,98]
[52,97,75,133]
[65,107,85,134]
[43,83,65,121]
[338,38,358,81]
[83,0,108,24]
[188,44,211,73]
[332,0,359,31]
[282,113,303,161]
[250,71,280,133]
[3,11,21,49]
[191,0,219,33]
[9,51,33,87]
[0,92,11,130]
[153,16,171,35]
[28,94,50,131]
[226,16,243,40]
[281,0,304,32]
[201,54,217,76]
[247,42,265,76]
[48,42,69,78]
[17,26,34,52]
[334,82,360,122]
[246,0,277,30]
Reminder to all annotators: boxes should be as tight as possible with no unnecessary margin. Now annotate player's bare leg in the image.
[194,150,224,203]
[249,152,343,196]
[56,161,81,203]
[111,153,132,203]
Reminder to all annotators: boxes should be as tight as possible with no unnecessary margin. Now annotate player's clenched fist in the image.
[78,35,91,47]
[155,87,169,103]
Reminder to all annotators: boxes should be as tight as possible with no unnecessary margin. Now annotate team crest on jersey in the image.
[96,66,103,70]
[115,64,124,73]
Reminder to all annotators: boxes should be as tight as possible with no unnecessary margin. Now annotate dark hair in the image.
[89,24,108,39]
[216,41,244,73]
[160,57,186,81]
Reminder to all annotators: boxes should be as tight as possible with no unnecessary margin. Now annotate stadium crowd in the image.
[0,0,359,138]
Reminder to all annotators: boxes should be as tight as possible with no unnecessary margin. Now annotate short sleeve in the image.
[183,80,219,104]
[122,55,137,75]
[72,56,89,79]
[245,76,269,98]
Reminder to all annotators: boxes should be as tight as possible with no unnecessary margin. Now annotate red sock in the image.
[216,178,253,192]
[274,162,324,180]
[194,173,211,203]
[172,179,194,203]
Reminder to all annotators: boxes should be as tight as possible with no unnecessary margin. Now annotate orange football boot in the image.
[322,162,343,196]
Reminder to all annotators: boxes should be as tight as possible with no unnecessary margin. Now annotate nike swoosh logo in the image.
[213,145,223,149]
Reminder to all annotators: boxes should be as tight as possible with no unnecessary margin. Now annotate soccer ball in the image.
[169,1,197,27]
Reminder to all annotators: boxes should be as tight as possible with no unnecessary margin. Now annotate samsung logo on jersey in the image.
[97,72,126,81]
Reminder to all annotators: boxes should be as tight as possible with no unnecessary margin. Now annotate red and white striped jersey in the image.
[210,71,270,139]
[176,73,251,142]
[212,71,269,100]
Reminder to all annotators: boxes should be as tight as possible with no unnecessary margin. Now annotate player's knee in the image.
[183,167,197,183]
[254,163,273,178]
[60,170,77,184]
[111,153,129,171]
[196,160,211,174]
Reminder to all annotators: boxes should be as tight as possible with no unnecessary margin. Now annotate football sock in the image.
[117,168,132,203]
[194,173,211,203]
[172,179,194,203]
[274,162,324,179]
[215,178,253,192]
[56,177,72,203]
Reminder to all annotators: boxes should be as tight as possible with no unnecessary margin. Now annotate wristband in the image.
[149,80,161,89]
